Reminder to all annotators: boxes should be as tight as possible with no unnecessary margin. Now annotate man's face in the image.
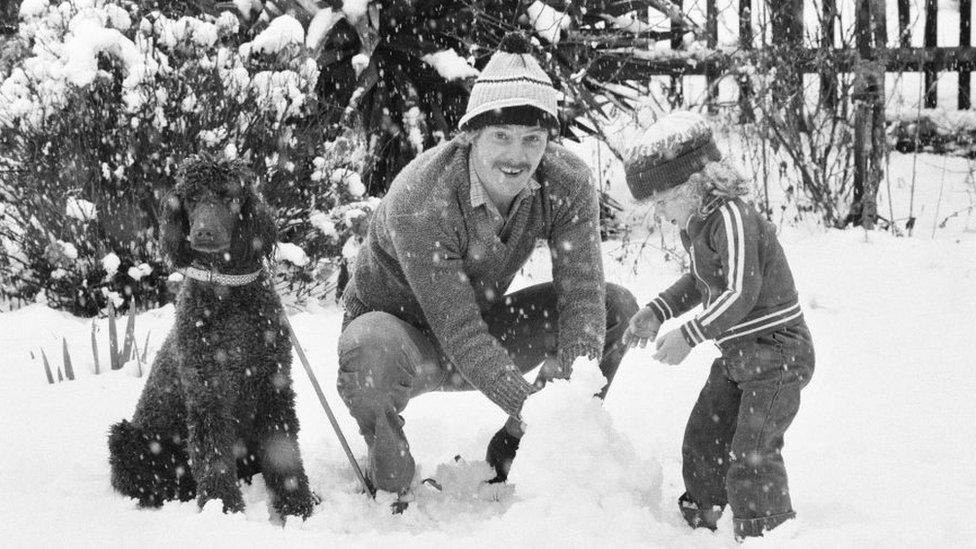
[470,124,549,198]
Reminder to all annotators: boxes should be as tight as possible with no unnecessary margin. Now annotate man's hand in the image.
[538,356,570,383]
[652,329,693,365]
[504,415,525,438]
[622,307,663,349]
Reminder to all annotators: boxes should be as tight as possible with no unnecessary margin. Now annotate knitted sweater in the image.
[342,136,606,417]
[647,198,805,348]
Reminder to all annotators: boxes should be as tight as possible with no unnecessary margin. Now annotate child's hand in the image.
[652,329,693,365]
[622,307,663,349]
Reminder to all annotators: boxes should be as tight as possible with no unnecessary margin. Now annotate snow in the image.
[525,0,570,44]
[63,17,146,88]
[309,211,337,238]
[65,196,97,221]
[127,263,152,281]
[306,7,341,51]
[341,0,369,23]
[250,15,305,55]
[18,0,49,18]
[101,252,120,275]
[1,147,974,546]
[331,168,365,197]
[421,50,479,81]
[275,242,310,267]
[351,53,370,76]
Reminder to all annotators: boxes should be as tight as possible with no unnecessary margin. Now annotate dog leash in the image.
[260,262,376,499]
[279,311,375,499]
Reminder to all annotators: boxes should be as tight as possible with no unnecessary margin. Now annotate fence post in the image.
[961,0,972,110]
[770,0,805,129]
[669,0,684,108]
[705,0,718,114]
[852,0,886,230]
[898,0,911,48]
[821,0,838,109]
[924,0,938,108]
[737,0,754,122]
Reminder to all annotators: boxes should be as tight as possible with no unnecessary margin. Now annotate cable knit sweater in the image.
[342,136,606,417]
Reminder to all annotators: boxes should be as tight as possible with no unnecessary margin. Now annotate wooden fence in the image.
[598,0,975,112]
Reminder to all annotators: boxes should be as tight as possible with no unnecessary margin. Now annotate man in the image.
[335,32,638,497]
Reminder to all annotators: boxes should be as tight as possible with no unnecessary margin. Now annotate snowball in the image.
[102,252,120,275]
[421,49,479,81]
[309,211,337,237]
[250,15,304,55]
[526,0,570,44]
[274,242,310,267]
[65,197,96,221]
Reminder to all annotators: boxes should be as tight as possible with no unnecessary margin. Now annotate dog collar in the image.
[179,266,262,286]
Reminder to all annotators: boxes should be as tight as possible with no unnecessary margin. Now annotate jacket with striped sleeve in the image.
[647,198,805,348]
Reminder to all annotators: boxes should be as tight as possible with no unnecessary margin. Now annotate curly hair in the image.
[686,160,750,201]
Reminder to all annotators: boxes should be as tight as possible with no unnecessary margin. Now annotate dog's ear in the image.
[232,184,277,268]
[159,190,192,268]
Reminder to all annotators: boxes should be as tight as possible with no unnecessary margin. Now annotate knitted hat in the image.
[623,111,723,201]
[458,32,559,132]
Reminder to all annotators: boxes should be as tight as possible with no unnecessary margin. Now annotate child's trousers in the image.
[679,323,815,539]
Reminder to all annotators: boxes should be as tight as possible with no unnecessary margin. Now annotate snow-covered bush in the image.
[0,1,368,315]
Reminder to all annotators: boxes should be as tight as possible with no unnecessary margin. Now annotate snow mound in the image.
[505,361,662,538]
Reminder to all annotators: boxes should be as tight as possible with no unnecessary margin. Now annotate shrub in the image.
[0,0,368,315]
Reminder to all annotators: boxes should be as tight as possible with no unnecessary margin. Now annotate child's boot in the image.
[678,492,724,531]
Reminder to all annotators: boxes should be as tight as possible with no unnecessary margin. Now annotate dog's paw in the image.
[197,492,245,514]
[276,490,317,521]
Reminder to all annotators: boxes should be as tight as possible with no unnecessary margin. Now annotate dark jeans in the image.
[336,282,637,493]
[679,323,815,538]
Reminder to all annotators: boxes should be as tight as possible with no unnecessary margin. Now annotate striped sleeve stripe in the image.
[648,297,672,321]
[699,202,745,326]
[725,302,801,332]
[716,304,804,344]
[681,318,708,346]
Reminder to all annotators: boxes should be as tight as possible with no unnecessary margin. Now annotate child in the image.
[621,111,815,540]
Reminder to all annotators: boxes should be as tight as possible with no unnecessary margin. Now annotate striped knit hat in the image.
[458,32,559,132]
[623,111,723,201]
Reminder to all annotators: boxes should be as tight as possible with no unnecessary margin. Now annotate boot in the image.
[367,407,415,495]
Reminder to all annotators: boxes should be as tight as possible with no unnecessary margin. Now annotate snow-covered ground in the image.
[2,146,975,547]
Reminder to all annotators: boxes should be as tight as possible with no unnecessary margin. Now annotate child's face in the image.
[652,184,697,227]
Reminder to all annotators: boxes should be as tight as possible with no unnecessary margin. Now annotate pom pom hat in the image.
[624,111,723,201]
[458,32,560,132]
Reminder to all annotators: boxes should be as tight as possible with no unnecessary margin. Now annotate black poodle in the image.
[107,156,316,520]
